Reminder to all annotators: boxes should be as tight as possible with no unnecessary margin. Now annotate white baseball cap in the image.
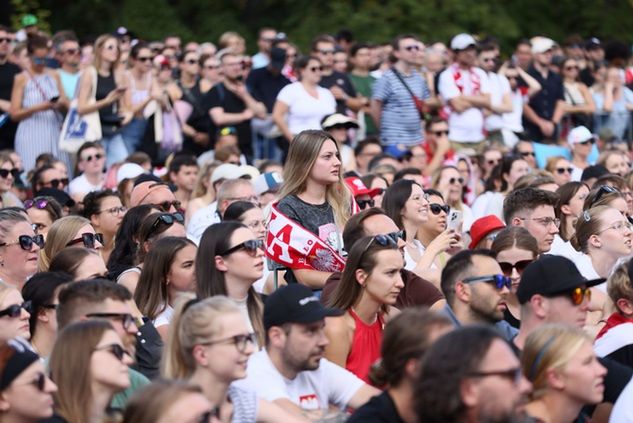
[450,33,477,51]
[567,126,595,144]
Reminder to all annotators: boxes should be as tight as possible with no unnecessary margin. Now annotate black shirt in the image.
[246,67,291,112]
[319,71,357,114]
[523,65,564,141]
[347,391,405,423]
[0,62,20,149]
[204,82,253,157]
[180,79,213,156]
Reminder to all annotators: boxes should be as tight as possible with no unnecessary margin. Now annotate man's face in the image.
[516,141,536,168]
[462,256,509,323]
[456,46,477,67]
[78,147,105,175]
[60,40,81,67]
[482,150,502,175]
[406,146,427,170]
[143,188,178,212]
[171,165,198,192]
[535,49,553,67]
[221,55,244,81]
[543,290,590,328]
[281,321,329,372]
[181,52,200,78]
[333,51,348,73]
[587,47,604,62]
[427,121,449,145]
[257,30,276,53]
[165,37,181,53]
[514,205,559,252]
[515,43,532,68]
[467,339,532,423]
[87,298,138,356]
[394,37,420,67]
[361,214,406,252]
[350,47,371,71]
[314,41,335,68]
[356,143,382,173]
[0,30,11,58]
[37,168,66,191]
[478,50,497,73]
[220,182,257,214]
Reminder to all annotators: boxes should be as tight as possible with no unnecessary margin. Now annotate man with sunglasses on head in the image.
[68,141,106,204]
[568,125,596,181]
[320,207,445,310]
[56,279,157,409]
[440,249,517,342]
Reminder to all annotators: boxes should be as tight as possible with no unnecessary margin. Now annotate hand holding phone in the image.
[447,209,463,232]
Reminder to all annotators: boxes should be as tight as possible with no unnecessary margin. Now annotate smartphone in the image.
[49,96,59,103]
[447,209,463,232]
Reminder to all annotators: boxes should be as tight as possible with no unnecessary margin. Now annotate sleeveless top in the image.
[345,308,384,384]
[130,72,151,106]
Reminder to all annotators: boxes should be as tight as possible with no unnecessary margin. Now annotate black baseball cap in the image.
[34,188,75,208]
[516,255,605,304]
[264,284,343,330]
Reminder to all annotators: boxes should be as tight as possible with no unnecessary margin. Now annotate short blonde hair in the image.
[607,258,633,311]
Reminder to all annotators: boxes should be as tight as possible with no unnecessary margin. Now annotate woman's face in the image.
[221,228,264,284]
[301,59,323,84]
[562,60,579,80]
[362,249,405,306]
[202,58,221,82]
[90,329,132,392]
[0,221,40,280]
[308,140,341,187]
[92,196,125,236]
[199,311,255,383]
[437,167,463,204]
[371,178,388,208]
[167,244,197,296]
[608,197,629,217]
[0,160,14,192]
[552,159,573,186]
[559,341,606,405]
[401,184,429,226]
[605,153,630,176]
[1,360,56,420]
[594,208,633,257]
[0,289,30,340]
[566,185,589,218]
[100,37,119,64]
[422,194,448,236]
[73,253,108,281]
[457,160,470,182]
[133,47,152,73]
[505,160,530,189]
[30,47,49,73]
[72,223,103,250]
[156,392,217,423]
[495,247,535,294]
[27,208,54,239]
[241,208,267,241]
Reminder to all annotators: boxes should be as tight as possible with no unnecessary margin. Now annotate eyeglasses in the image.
[66,232,104,249]
[432,130,449,136]
[556,167,573,175]
[468,367,523,385]
[429,203,450,215]
[42,178,69,189]
[0,168,19,178]
[0,301,31,318]
[204,65,220,70]
[318,49,335,55]
[516,216,560,228]
[449,177,465,185]
[220,239,264,257]
[136,56,152,62]
[94,343,132,361]
[152,200,182,212]
[246,220,267,231]
[498,259,533,277]
[86,312,137,331]
[0,234,45,250]
[404,45,421,52]
[97,206,127,216]
[309,66,323,72]
[199,332,257,353]
[519,151,535,158]
[82,153,104,162]
[24,198,49,210]
[357,199,375,209]
[462,274,512,290]
[598,220,632,234]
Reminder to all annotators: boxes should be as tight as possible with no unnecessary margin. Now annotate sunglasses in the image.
[43,178,69,189]
[309,66,323,72]
[429,203,450,215]
[32,57,47,66]
[385,230,406,244]
[66,232,104,249]
[568,286,592,306]
[593,185,618,206]
[24,198,49,210]
[556,167,573,175]
[404,45,421,52]
[136,56,152,62]
[220,239,264,257]
[565,65,579,70]
[318,49,335,55]
[82,153,104,162]
[462,274,512,290]
[361,234,398,256]
[151,212,184,233]
[579,138,595,146]
[357,199,375,209]
[0,38,12,44]
[498,259,534,277]
[86,312,137,331]
[0,234,44,250]
[449,177,465,185]
[0,168,19,178]
[0,301,31,318]
[186,59,198,65]
[152,200,182,212]
[519,151,535,158]
[432,130,449,136]
[94,343,132,361]
[64,48,80,55]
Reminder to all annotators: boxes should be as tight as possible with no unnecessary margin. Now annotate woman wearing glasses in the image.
[0,280,31,341]
[545,156,574,187]
[0,209,43,288]
[39,215,102,272]
[83,190,126,264]
[135,236,196,341]
[431,165,473,231]
[0,338,58,422]
[196,221,265,346]
[162,296,306,423]
[24,196,63,240]
[49,320,132,423]
[325,235,404,382]
[521,324,606,423]
[491,226,539,329]
[10,34,68,173]
[0,153,23,208]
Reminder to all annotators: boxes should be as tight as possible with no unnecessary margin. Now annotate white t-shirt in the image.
[276,82,336,135]
[438,65,490,142]
[234,349,364,411]
[485,72,511,132]
[471,192,505,222]
[68,174,104,197]
[152,304,174,328]
[186,201,220,245]
[503,89,526,133]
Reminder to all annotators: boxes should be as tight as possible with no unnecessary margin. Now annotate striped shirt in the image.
[372,68,430,146]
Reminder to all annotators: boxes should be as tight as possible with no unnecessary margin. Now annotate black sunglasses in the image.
[308,66,323,72]
[0,168,19,179]
[519,151,535,158]
[449,177,465,185]
[85,312,136,331]
[462,274,512,290]
[593,185,618,206]
[432,130,449,136]
[385,230,405,244]
[429,203,450,215]
[357,199,375,209]
[220,239,264,257]
[556,167,573,175]
[94,343,132,361]
[82,153,104,162]
[44,178,69,189]
[361,234,398,257]
[0,234,45,250]
[0,301,31,318]
[498,259,534,277]
[136,56,152,62]
[66,232,104,249]
[152,212,184,228]
[152,200,182,212]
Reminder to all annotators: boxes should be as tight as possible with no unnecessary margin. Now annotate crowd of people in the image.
[2,14,633,423]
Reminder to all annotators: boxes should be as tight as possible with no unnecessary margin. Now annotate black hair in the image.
[223,201,258,222]
[21,272,73,336]
[440,249,496,306]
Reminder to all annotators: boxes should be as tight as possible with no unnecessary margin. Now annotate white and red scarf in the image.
[451,63,481,94]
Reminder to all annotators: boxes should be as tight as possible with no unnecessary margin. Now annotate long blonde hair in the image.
[279,130,352,228]
[93,34,120,73]
[39,216,92,272]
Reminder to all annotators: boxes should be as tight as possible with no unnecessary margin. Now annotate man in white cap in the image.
[438,33,491,154]
[523,37,565,143]
[568,125,596,181]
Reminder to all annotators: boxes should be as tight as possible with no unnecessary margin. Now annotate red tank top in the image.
[345,308,384,384]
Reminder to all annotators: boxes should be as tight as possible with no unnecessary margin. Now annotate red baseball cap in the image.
[468,215,506,249]
[344,177,382,198]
